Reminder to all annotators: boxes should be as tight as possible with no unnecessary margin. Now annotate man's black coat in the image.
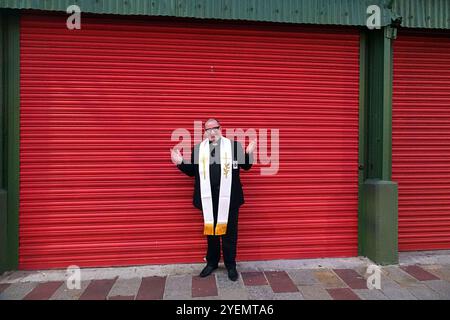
[177,139,253,211]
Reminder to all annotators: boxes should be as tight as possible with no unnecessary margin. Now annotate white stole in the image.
[198,137,232,235]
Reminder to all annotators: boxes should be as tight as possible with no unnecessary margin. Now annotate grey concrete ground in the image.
[1,250,450,300]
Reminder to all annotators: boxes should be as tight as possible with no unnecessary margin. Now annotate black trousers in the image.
[205,185,239,270]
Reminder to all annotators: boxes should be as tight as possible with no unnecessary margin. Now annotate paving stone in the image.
[191,296,220,300]
[373,273,402,291]
[273,292,304,300]
[333,269,367,289]
[192,275,218,298]
[286,270,317,286]
[438,265,450,277]
[23,281,63,300]
[264,271,298,293]
[0,283,11,294]
[354,289,389,300]
[422,280,450,299]
[0,271,32,282]
[313,269,347,288]
[216,272,244,291]
[383,266,422,288]
[108,295,135,300]
[241,272,267,286]
[382,287,418,300]
[400,265,440,281]
[422,265,450,282]
[0,282,36,300]
[50,281,90,300]
[298,285,332,300]
[407,284,444,300]
[164,275,192,300]
[219,288,249,300]
[108,277,141,299]
[420,264,443,272]
[136,276,166,300]
[80,278,117,300]
[354,265,370,279]
[327,288,360,300]
[381,278,403,290]
[246,285,275,300]
[215,271,246,300]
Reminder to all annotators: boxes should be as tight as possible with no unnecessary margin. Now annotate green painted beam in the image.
[0,188,6,273]
[359,26,398,265]
[0,10,20,272]
[0,11,6,274]
[0,0,395,27]
[358,30,368,257]
[1,0,449,29]
[366,27,395,181]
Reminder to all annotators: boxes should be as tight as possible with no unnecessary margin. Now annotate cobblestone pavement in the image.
[1,251,450,300]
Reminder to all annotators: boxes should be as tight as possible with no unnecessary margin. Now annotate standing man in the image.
[171,119,256,281]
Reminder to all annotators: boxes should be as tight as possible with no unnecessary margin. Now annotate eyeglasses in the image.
[205,126,220,133]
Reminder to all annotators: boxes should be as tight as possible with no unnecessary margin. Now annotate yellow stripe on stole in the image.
[214,223,227,236]
[203,223,214,235]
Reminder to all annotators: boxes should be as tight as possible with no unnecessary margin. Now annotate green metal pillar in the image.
[0,10,20,273]
[0,10,6,274]
[358,26,398,265]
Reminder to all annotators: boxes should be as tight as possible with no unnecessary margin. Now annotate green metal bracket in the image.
[385,26,397,39]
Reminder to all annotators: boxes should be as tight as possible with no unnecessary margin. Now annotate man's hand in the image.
[171,148,183,165]
[246,139,257,154]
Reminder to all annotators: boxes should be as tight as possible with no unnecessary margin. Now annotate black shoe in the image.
[199,265,218,278]
[227,268,239,281]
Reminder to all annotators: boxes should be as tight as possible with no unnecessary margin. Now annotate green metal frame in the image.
[0,9,20,273]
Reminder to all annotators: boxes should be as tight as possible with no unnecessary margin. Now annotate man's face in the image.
[204,120,222,143]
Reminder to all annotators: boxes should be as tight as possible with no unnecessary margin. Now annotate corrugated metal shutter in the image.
[393,30,450,251]
[20,13,360,269]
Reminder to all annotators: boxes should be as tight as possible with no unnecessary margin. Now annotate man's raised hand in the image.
[246,139,257,154]
[171,148,183,165]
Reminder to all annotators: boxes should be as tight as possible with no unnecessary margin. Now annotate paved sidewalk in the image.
[1,251,450,300]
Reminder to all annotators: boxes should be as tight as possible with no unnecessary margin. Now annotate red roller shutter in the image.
[20,13,360,269]
[393,30,450,251]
